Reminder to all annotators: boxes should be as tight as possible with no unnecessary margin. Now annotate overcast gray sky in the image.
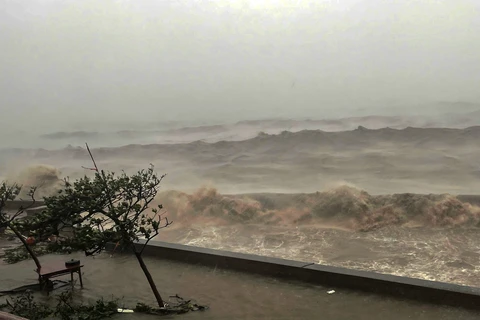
[1,0,479,132]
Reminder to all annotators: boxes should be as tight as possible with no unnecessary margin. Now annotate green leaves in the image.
[1,182,39,232]
[0,290,208,319]
[18,165,171,257]
[0,290,120,320]
[1,290,52,320]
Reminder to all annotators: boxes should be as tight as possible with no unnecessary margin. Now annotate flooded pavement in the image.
[1,252,480,319]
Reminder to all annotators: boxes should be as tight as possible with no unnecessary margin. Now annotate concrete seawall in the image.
[4,197,480,311]
[106,240,480,311]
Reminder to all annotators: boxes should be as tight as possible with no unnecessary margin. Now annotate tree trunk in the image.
[8,225,41,271]
[133,250,164,308]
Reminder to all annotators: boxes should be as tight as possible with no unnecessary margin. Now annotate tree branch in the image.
[138,216,172,255]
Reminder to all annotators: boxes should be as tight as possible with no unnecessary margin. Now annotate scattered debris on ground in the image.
[0,289,208,319]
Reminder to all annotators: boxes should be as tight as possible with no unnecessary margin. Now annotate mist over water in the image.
[1,105,480,149]
[3,121,480,286]
[2,0,480,293]
[1,0,480,137]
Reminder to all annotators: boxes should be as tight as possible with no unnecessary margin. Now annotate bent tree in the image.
[17,157,171,308]
[0,182,42,270]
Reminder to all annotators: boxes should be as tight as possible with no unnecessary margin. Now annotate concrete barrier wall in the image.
[106,240,480,311]
[5,196,480,311]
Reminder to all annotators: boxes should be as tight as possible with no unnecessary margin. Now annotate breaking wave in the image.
[157,186,480,231]
[8,165,63,198]
[3,163,480,231]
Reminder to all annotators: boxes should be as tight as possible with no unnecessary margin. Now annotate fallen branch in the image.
[0,291,208,319]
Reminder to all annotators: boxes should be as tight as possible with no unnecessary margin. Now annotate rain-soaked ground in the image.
[1,252,480,320]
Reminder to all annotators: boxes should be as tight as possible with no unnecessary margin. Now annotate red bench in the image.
[35,262,84,294]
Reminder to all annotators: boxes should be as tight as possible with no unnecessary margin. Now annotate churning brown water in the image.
[1,253,480,320]
[152,187,480,288]
[159,225,480,288]
[3,125,480,318]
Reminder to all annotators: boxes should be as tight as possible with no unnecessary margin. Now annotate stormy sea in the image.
[2,113,480,287]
